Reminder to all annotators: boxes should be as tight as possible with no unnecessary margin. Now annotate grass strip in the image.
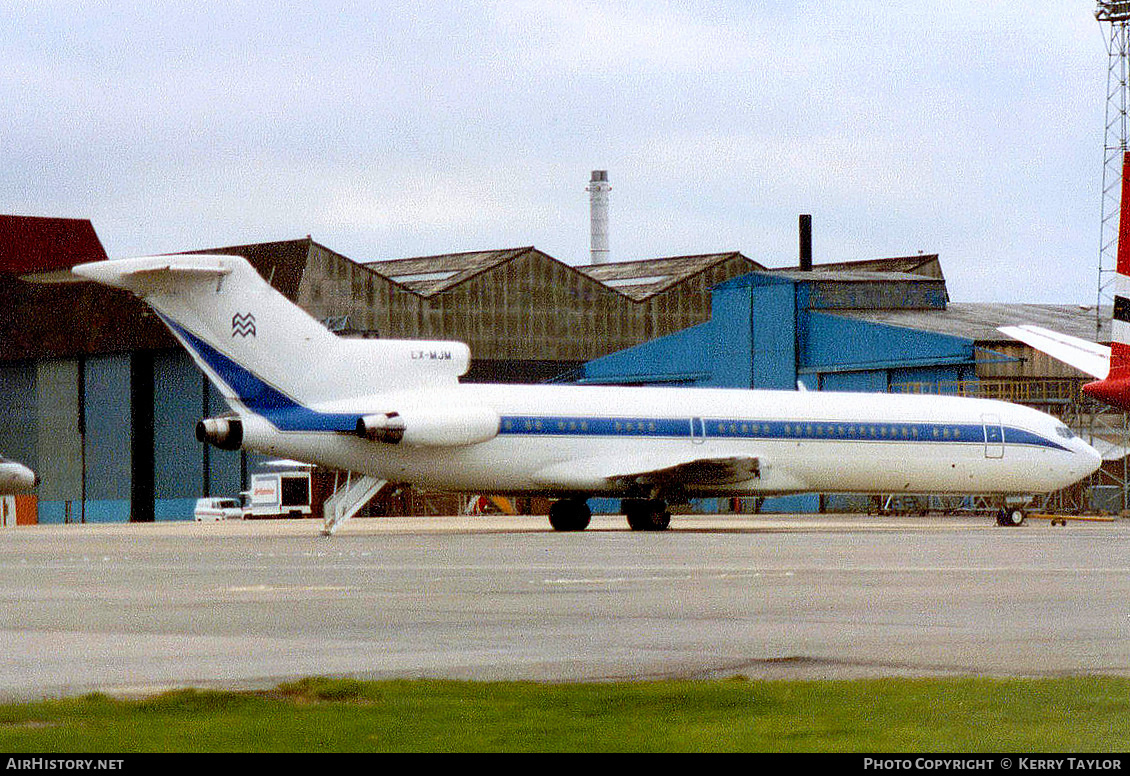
[0,676,1126,753]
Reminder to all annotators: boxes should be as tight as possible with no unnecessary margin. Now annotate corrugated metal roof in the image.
[364,248,766,301]
[831,303,1111,343]
[360,248,943,302]
[766,268,939,284]
[575,252,764,301]
[797,254,943,278]
[364,247,535,297]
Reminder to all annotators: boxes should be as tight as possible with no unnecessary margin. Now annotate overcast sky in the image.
[0,1,1114,303]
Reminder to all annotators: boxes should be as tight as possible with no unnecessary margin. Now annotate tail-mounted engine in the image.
[196,416,243,451]
[356,406,499,447]
[357,412,406,444]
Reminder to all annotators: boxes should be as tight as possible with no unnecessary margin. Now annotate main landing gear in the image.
[546,497,673,531]
[548,498,591,531]
[622,498,671,531]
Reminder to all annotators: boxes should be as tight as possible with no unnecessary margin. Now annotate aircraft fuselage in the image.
[238,382,1097,498]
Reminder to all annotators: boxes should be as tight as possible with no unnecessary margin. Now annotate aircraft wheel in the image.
[549,499,591,531]
[624,499,671,531]
[648,510,672,531]
[996,508,1026,527]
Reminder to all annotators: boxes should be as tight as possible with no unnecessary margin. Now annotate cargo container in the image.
[247,471,312,518]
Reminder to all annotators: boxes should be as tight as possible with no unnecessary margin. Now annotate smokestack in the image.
[799,214,812,271]
[587,170,611,264]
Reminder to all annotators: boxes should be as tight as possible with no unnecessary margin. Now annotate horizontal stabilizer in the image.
[121,263,232,281]
[998,325,1110,380]
[72,255,233,290]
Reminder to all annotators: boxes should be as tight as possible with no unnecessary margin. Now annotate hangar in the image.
[0,218,764,522]
[361,247,762,381]
[578,262,1107,391]
[0,215,1118,522]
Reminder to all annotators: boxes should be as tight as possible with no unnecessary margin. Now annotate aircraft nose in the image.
[1078,439,1102,477]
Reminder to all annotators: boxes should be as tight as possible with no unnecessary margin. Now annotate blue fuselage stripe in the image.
[155,315,1070,453]
[498,416,1070,452]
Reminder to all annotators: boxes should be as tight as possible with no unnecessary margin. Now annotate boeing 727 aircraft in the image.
[72,254,1100,532]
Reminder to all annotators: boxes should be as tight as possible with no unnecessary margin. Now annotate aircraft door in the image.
[690,417,706,445]
[982,413,1004,458]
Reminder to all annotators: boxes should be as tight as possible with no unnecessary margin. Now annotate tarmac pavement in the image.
[0,513,1126,698]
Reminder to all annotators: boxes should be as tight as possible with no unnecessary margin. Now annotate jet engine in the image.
[356,406,499,447]
[196,416,243,451]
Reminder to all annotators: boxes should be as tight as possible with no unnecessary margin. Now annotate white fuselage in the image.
[237,382,1099,498]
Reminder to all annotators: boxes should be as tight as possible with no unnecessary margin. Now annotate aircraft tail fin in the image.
[999,152,1130,409]
[1109,150,1130,376]
[72,254,471,416]
[1080,151,1130,406]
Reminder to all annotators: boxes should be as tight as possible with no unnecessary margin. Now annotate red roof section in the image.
[0,216,107,274]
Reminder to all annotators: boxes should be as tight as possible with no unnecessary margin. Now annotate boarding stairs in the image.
[322,472,387,536]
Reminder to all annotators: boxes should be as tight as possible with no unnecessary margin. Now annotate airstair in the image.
[322,472,387,536]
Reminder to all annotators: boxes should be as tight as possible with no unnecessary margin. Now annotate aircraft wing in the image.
[534,451,761,491]
[998,325,1110,380]
[608,456,760,487]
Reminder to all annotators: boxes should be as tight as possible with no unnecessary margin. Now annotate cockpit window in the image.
[1055,426,1075,440]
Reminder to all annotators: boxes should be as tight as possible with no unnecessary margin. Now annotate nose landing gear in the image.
[996,507,1027,527]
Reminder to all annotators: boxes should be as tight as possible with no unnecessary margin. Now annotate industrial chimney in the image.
[799,214,812,271]
[587,170,611,264]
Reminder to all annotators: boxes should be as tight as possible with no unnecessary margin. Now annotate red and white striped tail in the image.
[1112,150,1130,371]
[1086,151,1130,405]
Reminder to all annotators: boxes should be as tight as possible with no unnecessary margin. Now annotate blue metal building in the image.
[575,267,989,513]
[579,268,979,392]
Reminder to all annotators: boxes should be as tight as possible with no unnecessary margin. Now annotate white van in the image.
[194,497,244,521]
